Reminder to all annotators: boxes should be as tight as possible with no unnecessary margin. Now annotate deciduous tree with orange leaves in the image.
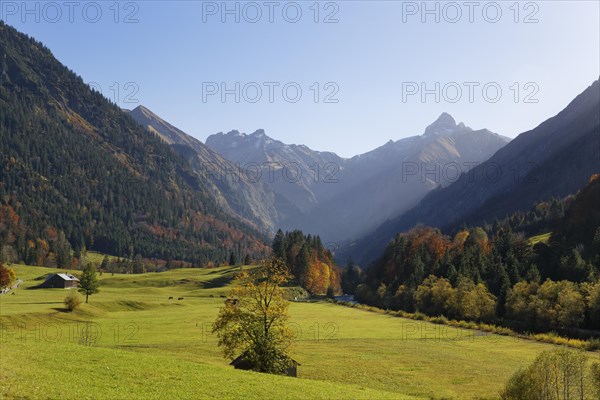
[271,229,341,295]
[0,262,16,289]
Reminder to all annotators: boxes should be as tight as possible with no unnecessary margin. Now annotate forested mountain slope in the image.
[0,21,268,265]
[128,105,298,233]
[346,80,600,265]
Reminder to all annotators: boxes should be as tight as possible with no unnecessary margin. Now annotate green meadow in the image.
[84,251,125,266]
[1,265,597,399]
[527,232,552,245]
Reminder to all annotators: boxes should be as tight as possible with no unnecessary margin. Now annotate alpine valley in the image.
[1,16,600,400]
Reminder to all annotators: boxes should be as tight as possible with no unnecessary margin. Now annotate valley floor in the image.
[1,265,597,399]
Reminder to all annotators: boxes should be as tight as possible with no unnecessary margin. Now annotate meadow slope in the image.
[1,265,597,399]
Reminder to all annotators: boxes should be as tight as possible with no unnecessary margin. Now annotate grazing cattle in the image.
[209,294,214,298]
[219,295,226,298]
[168,297,173,300]
[178,297,184,300]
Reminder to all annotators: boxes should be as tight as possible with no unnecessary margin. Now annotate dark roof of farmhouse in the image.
[230,352,300,366]
[45,273,80,282]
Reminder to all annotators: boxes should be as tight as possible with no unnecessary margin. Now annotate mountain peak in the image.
[130,105,165,123]
[423,112,457,136]
[132,104,152,115]
[128,104,204,150]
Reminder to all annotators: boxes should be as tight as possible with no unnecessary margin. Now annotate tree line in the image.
[272,229,341,295]
[347,175,600,335]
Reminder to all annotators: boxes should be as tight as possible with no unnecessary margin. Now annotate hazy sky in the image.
[2,1,599,157]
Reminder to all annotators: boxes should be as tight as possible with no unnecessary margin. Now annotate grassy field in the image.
[528,232,552,245]
[1,264,597,399]
[85,251,122,265]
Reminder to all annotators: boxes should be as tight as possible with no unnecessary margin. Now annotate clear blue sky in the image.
[3,1,599,157]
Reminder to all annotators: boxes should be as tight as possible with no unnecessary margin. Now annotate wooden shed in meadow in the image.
[40,273,79,289]
[230,352,300,377]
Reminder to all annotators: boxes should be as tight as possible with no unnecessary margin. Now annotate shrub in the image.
[532,332,588,349]
[412,312,426,320]
[64,290,83,311]
[501,349,591,399]
[584,338,600,351]
[429,315,448,325]
[500,368,536,400]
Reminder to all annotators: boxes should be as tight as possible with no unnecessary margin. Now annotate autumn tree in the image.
[451,279,496,322]
[415,275,455,316]
[414,275,496,321]
[306,261,331,295]
[554,281,586,328]
[535,280,585,330]
[212,257,295,375]
[583,280,600,327]
[501,349,591,400]
[271,230,341,295]
[78,265,100,303]
[0,262,16,289]
[453,230,470,252]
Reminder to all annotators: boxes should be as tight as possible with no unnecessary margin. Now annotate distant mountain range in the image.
[128,106,299,233]
[206,114,510,243]
[206,129,345,214]
[345,79,600,266]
